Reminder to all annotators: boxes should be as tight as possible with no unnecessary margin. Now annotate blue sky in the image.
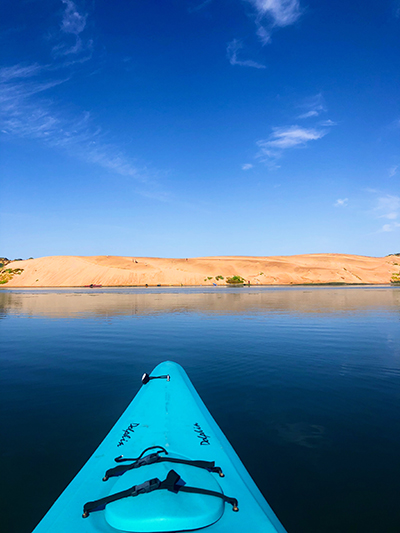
[1,0,399,258]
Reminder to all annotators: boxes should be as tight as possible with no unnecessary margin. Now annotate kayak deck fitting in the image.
[32,361,287,532]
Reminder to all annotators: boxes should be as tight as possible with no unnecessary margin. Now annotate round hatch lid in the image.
[105,459,225,532]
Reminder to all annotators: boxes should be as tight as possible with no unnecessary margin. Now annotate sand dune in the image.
[2,254,399,287]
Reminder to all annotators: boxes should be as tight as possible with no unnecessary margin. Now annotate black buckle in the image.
[135,453,160,467]
[132,478,160,495]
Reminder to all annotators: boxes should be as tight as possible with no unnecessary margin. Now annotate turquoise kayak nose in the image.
[32,361,287,533]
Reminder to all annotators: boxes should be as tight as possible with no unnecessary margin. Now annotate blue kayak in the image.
[33,361,287,532]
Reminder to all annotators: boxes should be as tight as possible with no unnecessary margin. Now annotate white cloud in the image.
[0,5,148,183]
[297,93,326,119]
[0,75,69,109]
[60,0,87,35]
[242,163,253,170]
[376,195,400,220]
[226,0,302,67]
[320,119,337,127]
[52,0,92,58]
[365,192,400,233]
[262,126,325,149]
[255,23,272,45]
[381,222,400,232]
[0,66,144,180]
[373,194,400,232]
[334,198,348,207]
[0,63,44,81]
[256,125,327,161]
[227,39,266,69]
[389,165,398,177]
[249,0,302,44]
[298,110,319,119]
[249,0,301,27]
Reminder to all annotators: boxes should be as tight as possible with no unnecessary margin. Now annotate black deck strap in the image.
[159,471,239,511]
[103,446,223,481]
[82,477,161,517]
[161,456,223,473]
[83,470,238,518]
[175,484,238,511]
[114,445,168,463]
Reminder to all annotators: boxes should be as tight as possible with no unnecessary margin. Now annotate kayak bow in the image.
[33,361,287,533]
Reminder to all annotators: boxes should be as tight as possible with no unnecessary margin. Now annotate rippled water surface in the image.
[1,286,400,533]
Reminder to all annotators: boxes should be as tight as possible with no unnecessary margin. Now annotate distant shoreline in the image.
[1,254,399,288]
[0,281,390,290]
[1,282,392,289]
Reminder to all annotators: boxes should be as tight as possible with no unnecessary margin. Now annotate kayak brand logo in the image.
[117,423,139,447]
[194,422,211,445]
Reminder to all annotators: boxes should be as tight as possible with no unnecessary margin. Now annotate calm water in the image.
[1,286,400,533]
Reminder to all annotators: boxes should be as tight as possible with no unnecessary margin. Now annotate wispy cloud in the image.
[1,71,68,106]
[256,125,327,162]
[249,0,301,26]
[382,222,400,232]
[389,165,398,177]
[320,119,337,127]
[297,93,326,119]
[242,163,253,170]
[249,0,302,45]
[227,39,266,69]
[248,94,335,167]
[51,0,93,58]
[374,194,400,232]
[0,63,44,81]
[334,198,348,207]
[61,0,87,34]
[226,0,302,67]
[376,195,400,220]
[298,110,319,119]
[0,2,147,183]
[0,65,144,180]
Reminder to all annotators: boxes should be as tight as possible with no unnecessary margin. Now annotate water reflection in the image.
[0,286,399,318]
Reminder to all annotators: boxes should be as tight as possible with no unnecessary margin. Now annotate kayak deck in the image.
[33,361,287,533]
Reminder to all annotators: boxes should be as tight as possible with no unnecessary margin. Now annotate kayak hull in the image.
[32,361,287,533]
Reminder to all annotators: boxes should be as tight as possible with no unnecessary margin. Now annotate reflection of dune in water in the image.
[0,286,399,319]
[276,423,326,449]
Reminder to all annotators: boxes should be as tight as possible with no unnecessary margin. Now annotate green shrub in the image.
[0,267,24,284]
[391,272,400,284]
[226,275,245,284]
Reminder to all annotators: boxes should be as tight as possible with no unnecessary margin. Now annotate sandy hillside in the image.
[2,254,399,287]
